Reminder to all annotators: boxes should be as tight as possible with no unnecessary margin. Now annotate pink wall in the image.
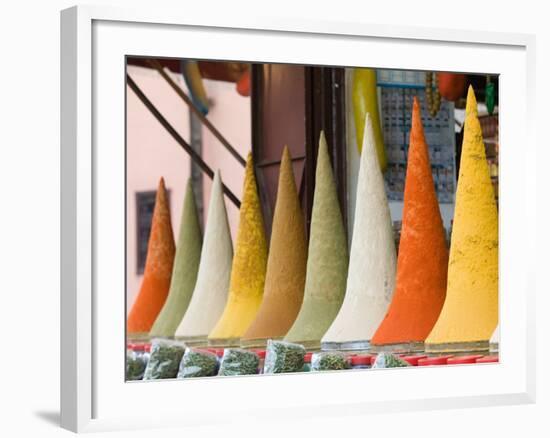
[126,65,251,311]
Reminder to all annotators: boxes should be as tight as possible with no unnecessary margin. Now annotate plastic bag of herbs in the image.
[371,352,410,369]
[311,351,350,372]
[177,348,219,378]
[264,340,306,374]
[143,339,186,380]
[218,349,260,376]
[126,346,147,381]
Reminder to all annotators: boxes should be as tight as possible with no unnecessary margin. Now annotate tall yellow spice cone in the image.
[425,86,498,353]
[208,153,268,346]
[241,146,308,348]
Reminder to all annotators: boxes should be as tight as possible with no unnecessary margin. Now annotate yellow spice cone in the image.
[208,153,268,346]
[241,146,308,348]
[425,86,498,353]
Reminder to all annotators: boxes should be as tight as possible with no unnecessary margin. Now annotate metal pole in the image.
[127,74,241,208]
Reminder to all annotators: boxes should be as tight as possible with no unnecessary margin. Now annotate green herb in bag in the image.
[143,339,186,380]
[218,349,259,376]
[126,350,147,381]
[264,340,305,374]
[178,348,218,378]
[372,352,410,369]
[311,352,349,371]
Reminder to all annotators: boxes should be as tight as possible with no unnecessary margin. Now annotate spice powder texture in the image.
[127,177,175,336]
[425,87,498,350]
[242,147,307,347]
[371,98,448,346]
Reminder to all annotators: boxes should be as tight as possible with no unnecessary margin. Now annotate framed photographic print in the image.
[60,4,536,433]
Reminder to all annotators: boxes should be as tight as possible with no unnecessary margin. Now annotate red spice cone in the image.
[127,177,176,336]
[371,98,448,348]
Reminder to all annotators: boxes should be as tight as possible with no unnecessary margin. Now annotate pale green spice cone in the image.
[149,180,202,337]
[284,131,349,348]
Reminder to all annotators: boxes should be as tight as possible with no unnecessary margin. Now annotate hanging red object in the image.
[437,72,466,101]
[236,69,251,97]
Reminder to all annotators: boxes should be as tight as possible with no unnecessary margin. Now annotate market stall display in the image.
[425,87,499,353]
[127,177,175,337]
[371,97,448,352]
[284,132,348,349]
[321,114,396,350]
[149,180,202,338]
[242,148,307,348]
[175,171,233,344]
[208,154,268,347]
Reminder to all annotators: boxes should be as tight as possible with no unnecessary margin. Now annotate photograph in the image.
[124,58,499,381]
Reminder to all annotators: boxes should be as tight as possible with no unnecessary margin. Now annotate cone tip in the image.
[412,96,420,112]
[282,145,292,162]
[466,85,478,116]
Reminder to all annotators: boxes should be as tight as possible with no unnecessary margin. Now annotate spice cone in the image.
[241,147,307,347]
[149,180,202,338]
[284,132,349,348]
[127,177,175,337]
[321,114,396,350]
[174,171,233,344]
[371,98,448,351]
[425,86,498,353]
[208,154,268,346]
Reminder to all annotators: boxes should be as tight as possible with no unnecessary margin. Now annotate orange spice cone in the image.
[127,177,175,337]
[241,146,308,348]
[371,98,449,352]
[425,86,498,353]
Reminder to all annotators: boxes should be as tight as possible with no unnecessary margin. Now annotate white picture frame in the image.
[60,4,536,433]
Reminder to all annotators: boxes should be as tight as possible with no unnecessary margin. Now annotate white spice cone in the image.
[321,114,397,350]
[175,171,233,344]
[489,324,499,353]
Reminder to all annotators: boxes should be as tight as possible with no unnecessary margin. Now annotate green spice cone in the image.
[149,180,203,338]
[284,132,349,348]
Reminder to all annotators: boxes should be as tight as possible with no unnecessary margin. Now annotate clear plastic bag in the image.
[218,349,259,376]
[143,339,186,380]
[371,352,410,369]
[126,348,147,381]
[263,340,306,374]
[177,348,219,378]
[311,351,350,371]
